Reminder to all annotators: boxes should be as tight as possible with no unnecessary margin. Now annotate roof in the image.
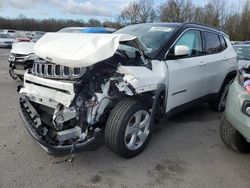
[126,22,227,36]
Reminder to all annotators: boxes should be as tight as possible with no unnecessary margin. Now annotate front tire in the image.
[220,115,250,153]
[105,98,152,158]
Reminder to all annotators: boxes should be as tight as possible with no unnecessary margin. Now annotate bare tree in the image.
[159,0,194,22]
[87,19,101,26]
[118,1,140,24]
[138,0,156,23]
[193,6,205,23]
[239,0,250,40]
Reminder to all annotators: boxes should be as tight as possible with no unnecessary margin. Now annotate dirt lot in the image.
[0,48,250,188]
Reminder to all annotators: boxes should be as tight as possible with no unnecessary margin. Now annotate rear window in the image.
[219,35,227,50]
[204,32,222,54]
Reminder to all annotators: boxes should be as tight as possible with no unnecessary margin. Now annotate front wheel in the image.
[105,98,152,158]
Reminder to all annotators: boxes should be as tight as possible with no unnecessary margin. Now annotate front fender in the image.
[117,60,167,94]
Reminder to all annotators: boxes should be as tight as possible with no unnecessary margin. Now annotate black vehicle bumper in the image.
[19,97,103,155]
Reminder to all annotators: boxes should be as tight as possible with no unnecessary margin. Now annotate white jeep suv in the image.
[18,23,237,158]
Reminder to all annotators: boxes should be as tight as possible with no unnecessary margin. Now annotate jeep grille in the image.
[32,59,86,80]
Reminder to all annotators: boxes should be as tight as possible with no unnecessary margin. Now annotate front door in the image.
[165,29,207,113]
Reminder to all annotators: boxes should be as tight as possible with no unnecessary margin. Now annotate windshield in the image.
[234,46,250,60]
[114,24,177,52]
[0,34,12,39]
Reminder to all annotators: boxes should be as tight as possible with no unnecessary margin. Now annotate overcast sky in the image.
[0,0,244,21]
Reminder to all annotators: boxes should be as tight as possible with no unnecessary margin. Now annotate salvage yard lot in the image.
[0,48,250,188]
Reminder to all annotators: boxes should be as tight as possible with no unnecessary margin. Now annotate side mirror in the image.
[174,45,190,57]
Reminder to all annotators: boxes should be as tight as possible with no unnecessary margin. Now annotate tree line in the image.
[0,0,250,40]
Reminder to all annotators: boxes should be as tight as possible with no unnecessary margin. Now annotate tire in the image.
[220,115,250,153]
[18,76,24,81]
[105,98,152,158]
[9,68,18,80]
[210,79,233,112]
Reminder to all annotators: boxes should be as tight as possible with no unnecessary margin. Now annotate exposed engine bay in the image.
[19,33,166,154]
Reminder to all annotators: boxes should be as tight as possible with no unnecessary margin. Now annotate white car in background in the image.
[0,33,15,48]
[234,44,250,68]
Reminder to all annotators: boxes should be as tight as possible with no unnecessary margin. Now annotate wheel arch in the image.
[133,84,166,118]
[222,70,237,86]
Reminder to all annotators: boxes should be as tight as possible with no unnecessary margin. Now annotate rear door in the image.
[201,32,232,94]
[165,29,207,113]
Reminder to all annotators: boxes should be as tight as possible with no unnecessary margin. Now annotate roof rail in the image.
[183,22,221,31]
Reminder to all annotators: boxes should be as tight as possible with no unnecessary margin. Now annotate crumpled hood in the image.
[11,42,35,55]
[34,33,147,68]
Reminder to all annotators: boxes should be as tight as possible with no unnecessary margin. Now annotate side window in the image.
[219,35,227,50]
[174,30,203,57]
[204,32,222,54]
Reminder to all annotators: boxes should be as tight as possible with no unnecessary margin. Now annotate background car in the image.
[0,33,15,48]
[220,64,250,153]
[234,44,250,68]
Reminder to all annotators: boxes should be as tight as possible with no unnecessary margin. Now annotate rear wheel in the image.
[220,115,250,153]
[105,98,152,158]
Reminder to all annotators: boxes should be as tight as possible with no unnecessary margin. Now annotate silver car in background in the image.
[234,44,250,68]
[0,33,15,48]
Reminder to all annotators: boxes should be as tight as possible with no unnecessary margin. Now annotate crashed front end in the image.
[19,71,105,154]
[18,33,165,154]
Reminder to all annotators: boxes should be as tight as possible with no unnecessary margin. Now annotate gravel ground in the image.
[0,48,250,188]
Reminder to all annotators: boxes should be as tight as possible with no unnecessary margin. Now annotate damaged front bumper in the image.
[19,96,103,155]
[18,73,104,155]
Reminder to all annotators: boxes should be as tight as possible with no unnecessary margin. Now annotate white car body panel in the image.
[34,33,147,68]
[117,61,167,93]
[166,56,207,112]
[19,73,75,108]
[11,42,35,55]
[202,37,237,95]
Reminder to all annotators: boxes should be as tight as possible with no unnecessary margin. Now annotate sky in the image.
[0,0,244,22]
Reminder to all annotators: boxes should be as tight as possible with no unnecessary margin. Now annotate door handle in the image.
[199,61,206,66]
